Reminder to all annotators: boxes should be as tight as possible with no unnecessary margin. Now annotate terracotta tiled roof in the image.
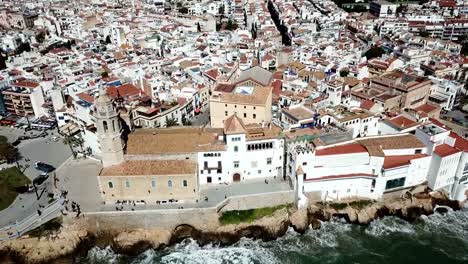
[358,134,426,156]
[100,160,196,176]
[315,143,368,156]
[224,114,246,135]
[434,144,460,157]
[449,132,468,152]
[383,154,429,169]
[126,128,225,155]
[360,99,375,110]
[76,92,95,103]
[12,80,40,88]
[413,103,438,114]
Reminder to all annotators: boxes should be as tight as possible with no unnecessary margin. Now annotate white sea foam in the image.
[86,246,121,263]
[365,216,415,236]
[158,238,280,264]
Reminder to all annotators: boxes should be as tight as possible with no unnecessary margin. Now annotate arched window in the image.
[183,180,188,187]
[103,121,108,132]
[168,180,173,187]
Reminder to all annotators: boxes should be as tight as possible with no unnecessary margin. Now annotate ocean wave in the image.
[85,246,122,263]
[365,216,415,236]
[157,238,280,264]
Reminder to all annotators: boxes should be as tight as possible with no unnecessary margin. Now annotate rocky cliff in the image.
[0,191,463,264]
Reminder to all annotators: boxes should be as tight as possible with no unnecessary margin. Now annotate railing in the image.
[0,197,64,241]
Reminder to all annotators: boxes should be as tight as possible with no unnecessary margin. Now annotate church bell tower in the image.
[95,88,124,167]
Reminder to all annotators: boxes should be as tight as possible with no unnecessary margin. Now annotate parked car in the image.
[35,162,55,173]
[33,173,49,186]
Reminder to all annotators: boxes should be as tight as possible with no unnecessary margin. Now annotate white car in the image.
[52,136,59,142]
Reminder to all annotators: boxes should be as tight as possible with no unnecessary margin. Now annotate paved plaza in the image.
[55,157,293,213]
[0,127,72,227]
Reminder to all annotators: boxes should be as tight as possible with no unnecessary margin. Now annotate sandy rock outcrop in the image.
[0,224,92,264]
[290,208,309,234]
[171,208,290,245]
[113,229,171,255]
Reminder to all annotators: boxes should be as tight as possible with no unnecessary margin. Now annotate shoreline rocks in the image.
[0,191,464,264]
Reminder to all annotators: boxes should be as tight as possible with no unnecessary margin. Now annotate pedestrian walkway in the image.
[0,197,64,241]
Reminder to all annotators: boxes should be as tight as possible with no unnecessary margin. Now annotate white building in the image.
[198,114,285,185]
[289,133,432,206]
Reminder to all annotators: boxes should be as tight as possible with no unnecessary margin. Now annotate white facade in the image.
[198,132,284,185]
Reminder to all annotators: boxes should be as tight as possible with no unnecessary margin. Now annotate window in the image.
[385,177,406,190]
[244,113,247,118]
[225,104,227,107]
[463,163,468,173]
[168,180,173,187]
[244,106,246,109]
[103,121,108,132]
[258,170,262,174]
[251,161,257,168]
[234,161,240,168]
[267,158,272,165]
[225,111,228,116]
[125,180,130,188]
[234,105,237,108]
[151,180,156,188]
[253,114,256,119]
[108,182,113,188]
[207,177,212,183]
[183,180,188,187]
[234,146,238,152]
[302,162,307,166]
[415,149,422,154]
[253,107,256,110]
[347,189,351,193]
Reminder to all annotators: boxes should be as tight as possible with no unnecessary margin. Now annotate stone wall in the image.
[81,191,295,232]
[220,190,295,212]
[82,207,219,232]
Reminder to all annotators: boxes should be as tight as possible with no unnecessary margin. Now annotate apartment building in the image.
[1,80,45,117]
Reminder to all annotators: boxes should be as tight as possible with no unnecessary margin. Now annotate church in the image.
[94,89,285,205]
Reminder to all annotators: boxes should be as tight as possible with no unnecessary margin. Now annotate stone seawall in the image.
[0,191,464,264]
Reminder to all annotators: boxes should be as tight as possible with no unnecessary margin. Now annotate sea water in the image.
[78,210,468,264]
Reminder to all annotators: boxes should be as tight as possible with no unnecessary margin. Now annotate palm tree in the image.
[165,118,179,127]
[63,136,77,159]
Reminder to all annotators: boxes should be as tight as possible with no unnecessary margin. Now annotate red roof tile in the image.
[383,154,429,169]
[414,103,438,114]
[388,115,418,129]
[76,92,95,103]
[12,80,39,88]
[434,144,460,157]
[107,83,141,98]
[360,99,375,110]
[315,143,368,156]
[449,132,468,152]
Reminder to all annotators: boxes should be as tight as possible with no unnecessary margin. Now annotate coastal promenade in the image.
[0,197,64,241]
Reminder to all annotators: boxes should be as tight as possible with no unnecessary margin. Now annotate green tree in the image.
[179,7,189,14]
[101,71,109,79]
[219,5,225,15]
[0,136,21,167]
[339,69,349,77]
[36,31,46,43]
[365,46,385,60]
[225,19,238,31]
[165,118,179,127]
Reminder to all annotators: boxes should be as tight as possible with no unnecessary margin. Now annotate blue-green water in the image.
[80,210,468,264]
